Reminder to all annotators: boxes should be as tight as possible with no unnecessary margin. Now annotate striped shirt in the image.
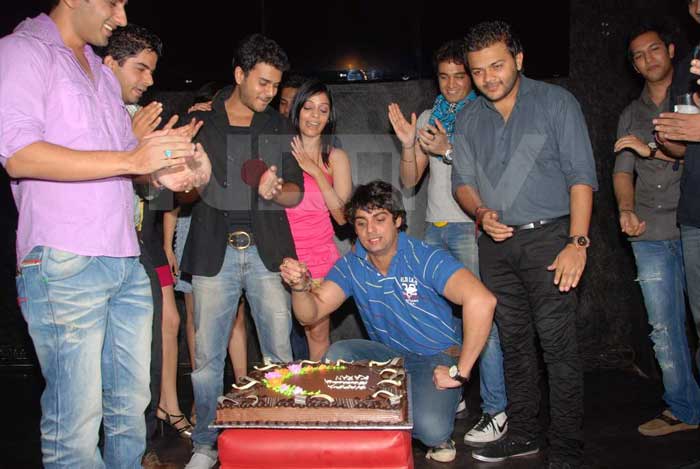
[325,232,463,355]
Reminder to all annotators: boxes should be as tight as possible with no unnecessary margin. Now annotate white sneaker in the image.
[184,451,217,469]
[425,439,456,463]
[463,411,508,447]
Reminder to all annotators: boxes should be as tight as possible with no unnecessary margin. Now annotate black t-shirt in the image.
[225,125,253,232]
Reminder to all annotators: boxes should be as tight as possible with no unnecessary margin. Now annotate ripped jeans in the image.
[632,240,700,424]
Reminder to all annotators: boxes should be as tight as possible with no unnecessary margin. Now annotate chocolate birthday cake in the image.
[215,358,409,428]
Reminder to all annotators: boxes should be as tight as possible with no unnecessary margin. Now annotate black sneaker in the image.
[471,435,539,462]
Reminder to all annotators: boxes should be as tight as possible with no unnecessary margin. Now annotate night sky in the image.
[2,1,569,90]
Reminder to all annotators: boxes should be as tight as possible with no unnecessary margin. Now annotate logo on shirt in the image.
[400,276,419,305]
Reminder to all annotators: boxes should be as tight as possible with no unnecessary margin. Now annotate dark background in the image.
[1,0,700,378]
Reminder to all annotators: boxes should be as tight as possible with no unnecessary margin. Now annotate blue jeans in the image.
[16,246,152,468]
[325,339,460,447]
[424,222,507,415]
[682,225,700,372]
[632,240,700,423]
[191,245,293,449]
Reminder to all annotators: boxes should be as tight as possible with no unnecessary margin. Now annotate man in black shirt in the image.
[181,34,303,469]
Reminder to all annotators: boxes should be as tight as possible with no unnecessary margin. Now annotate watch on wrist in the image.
[448,365,468,384]
[567,235,591,249]
[647,142,658,159]
[443,148,453,165]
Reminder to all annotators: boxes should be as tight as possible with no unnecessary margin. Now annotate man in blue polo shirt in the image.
[280,180,496,464]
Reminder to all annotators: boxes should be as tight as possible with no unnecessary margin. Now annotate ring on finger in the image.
[164,149,173,158]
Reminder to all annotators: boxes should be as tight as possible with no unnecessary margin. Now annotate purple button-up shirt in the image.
[0,14,139,264]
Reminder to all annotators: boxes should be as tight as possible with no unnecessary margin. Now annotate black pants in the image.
[479,220,583,464]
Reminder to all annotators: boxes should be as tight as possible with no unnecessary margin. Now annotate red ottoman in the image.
[218,428,414,469]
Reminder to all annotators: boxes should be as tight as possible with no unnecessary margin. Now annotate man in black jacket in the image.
[181,34,303,469]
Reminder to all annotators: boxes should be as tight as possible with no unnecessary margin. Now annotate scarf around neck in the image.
[428,90,476,142]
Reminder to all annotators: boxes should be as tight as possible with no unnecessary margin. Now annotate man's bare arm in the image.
[5,137,193,181]
[442,268,496,379]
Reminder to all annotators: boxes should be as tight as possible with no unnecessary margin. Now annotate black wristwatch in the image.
[448,365,468,384]
[567,235,591,249]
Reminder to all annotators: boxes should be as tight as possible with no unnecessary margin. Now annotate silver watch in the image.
[443,148,454,165]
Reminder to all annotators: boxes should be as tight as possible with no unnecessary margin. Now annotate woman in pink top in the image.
[287,80,352,360]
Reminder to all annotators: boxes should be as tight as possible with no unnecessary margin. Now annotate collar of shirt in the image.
[639,83,669,111]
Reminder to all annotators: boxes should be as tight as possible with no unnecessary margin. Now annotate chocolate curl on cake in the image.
[308,394,336,404]
[299,360,320,367]
[253,363,281,371]
[378,368,405,380]
[377,379,403,387]
[371,389,403,406]
[368,359,392,367]
[218,395,241,406]
[231,376,261,390]
[334,359,354,366]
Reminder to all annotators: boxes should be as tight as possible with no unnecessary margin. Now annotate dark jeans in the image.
[479,219,583,464]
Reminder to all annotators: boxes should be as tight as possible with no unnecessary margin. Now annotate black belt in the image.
[227,231,254,250]
[509,215,569,232]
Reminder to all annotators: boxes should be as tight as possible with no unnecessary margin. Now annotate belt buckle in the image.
[228,231,251,250]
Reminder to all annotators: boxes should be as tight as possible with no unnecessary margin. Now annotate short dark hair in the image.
[232,34,290,74]
[626,23,673,62]
[345,181,408,232]
[434,40,467,71]
[100,24,163,65]
[290,79,336,167]
[465,20,523,58]
[281,74,308,92]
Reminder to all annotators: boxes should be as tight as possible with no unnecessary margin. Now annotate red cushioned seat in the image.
[218,428,414,469]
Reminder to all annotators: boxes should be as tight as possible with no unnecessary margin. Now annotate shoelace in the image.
[472,413,496,432]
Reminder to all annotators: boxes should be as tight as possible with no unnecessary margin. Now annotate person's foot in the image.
[471,434,539,462]
[156,405,194,439]
[463,411,508,446]
[425,439,457,463]
[184,451,217,469]
[638,409,699,436]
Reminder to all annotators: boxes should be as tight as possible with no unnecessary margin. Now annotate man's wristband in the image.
[474,206,489,225]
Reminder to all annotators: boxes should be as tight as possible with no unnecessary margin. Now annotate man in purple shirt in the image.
[0,1,204,467]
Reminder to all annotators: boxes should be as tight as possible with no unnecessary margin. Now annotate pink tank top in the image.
[286,170,340,279]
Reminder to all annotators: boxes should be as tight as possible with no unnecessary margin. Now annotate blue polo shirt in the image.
[325,232,463,356]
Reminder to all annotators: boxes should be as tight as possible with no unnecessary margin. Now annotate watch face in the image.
[448,365,457,378]
[577,236,587,246]
[443,150,453,164]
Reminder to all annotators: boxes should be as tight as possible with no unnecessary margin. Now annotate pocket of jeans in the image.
[41,247,94,282]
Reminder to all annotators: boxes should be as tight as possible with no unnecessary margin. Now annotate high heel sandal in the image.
[156,405,193,439]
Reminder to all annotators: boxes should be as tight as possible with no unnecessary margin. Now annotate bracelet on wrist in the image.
[619,208,634,213]
[402,143,415,150]
[474,206,488,225]
[290,278,312,292]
